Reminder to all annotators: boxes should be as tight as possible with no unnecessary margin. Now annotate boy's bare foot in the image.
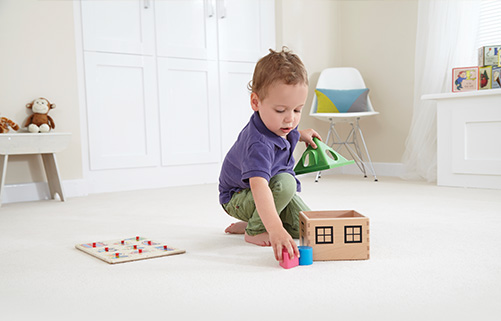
[224,221,247,234]
[244,231,271,247]
[225,222,271,247]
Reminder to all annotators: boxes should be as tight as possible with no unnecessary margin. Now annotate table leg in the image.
[0,154,8,206]
[41,153,65,201]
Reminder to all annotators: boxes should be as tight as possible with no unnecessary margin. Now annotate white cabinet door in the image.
[217,0,275,62]
[84,52,160,170]
[77,0,275,191]
[80,0,155,55]
[157,57,221,166]
[219,61,255,156]
[155,0,217,60]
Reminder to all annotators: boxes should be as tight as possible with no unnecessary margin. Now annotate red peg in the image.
[148,241,152,245]
[133,245,137,249]
[163,245,168,250]
[105,247,109,252]
[116,253,119,258]
[92,243,96,248]
[139,249,143,254]
[121,240,125,245]
[136,236,140,241]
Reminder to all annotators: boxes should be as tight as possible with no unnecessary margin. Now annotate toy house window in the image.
[345,226,362,243]
[315,226,333,244]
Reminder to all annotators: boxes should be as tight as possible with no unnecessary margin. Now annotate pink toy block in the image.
[279,248,299,269]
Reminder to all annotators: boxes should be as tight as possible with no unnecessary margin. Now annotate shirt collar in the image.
[251,112,298,150]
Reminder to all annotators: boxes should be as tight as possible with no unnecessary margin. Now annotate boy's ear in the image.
[250,92,260,112]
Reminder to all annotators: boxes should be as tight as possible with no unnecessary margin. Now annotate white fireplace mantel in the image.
[422,89,501,189]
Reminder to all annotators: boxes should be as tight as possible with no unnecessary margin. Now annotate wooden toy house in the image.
[299,210,369,261]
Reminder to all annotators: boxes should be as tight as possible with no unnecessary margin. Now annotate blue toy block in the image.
[298,246,313,265]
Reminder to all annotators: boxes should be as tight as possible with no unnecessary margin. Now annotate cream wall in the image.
[0,0,417,187]
[0,0,82,184]
[277,0,418,164]
[338,0,417,163]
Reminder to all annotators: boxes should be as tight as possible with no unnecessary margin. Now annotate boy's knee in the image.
[269,173,296,198]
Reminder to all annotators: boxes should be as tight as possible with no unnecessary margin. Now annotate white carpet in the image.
[1,175,500,321]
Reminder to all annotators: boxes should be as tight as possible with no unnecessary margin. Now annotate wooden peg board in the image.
[75,236,185,264]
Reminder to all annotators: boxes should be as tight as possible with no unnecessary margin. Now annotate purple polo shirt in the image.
[219,112,301,204]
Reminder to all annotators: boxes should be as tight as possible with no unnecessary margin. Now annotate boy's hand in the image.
[268,226,299,262]
[299,128,322,149]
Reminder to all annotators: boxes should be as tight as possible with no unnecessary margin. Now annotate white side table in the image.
[0,132,71,206]
[422,89,501,189]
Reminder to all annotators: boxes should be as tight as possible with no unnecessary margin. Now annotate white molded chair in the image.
[310,67,379,182]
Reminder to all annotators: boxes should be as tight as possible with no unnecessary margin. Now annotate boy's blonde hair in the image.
[248,47,308,99]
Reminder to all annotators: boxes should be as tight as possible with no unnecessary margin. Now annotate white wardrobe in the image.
[77,0,275,193]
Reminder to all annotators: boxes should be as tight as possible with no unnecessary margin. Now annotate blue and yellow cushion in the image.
[315,88,370,113]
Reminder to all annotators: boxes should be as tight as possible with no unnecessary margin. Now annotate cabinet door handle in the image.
[217,0,227,19]
[144,0,150,9]
[207,0,215,17]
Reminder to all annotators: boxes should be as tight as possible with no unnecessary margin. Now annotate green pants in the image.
[222,173,310,238]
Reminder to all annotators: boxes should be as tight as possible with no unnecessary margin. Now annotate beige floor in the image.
[1,174,500,321]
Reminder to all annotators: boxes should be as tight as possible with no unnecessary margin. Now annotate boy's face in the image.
[250,82,308,138]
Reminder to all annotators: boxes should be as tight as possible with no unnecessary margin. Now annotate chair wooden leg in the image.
[41,153,65,201]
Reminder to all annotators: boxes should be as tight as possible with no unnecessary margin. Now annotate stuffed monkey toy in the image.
[0,117,20,133]
[25,97,56,133]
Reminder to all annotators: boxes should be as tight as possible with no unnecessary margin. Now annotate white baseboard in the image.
[1,163,405,204]
[318,162,405,179]
[1,179,88,204]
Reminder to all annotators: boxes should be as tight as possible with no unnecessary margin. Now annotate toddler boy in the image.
[218,48,320,262]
